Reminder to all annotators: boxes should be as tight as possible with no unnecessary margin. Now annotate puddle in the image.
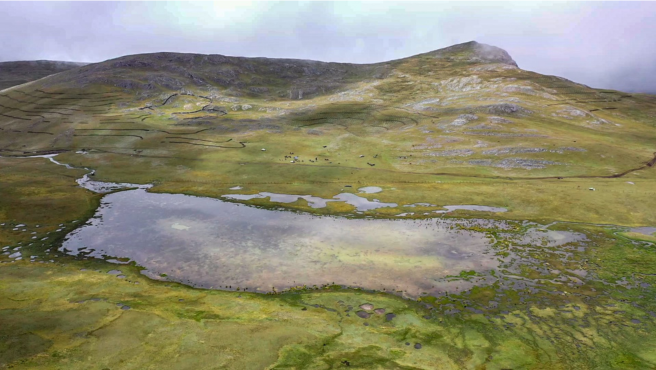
[60,190,580,297]
[358,186,382,194]
[631,227,656,236]
[332,193,397,211]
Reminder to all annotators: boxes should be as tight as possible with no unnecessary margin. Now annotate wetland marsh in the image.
[1,40,656,369]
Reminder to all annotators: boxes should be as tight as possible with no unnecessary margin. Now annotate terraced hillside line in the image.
[86,97,124,102]
[16,91,81,100]
[589,108,618,112]
[81,103,116,107]
[0,127,53,135]
[297,120,349,129]
[138,92,180,110]
[140,92,217,113]
[172,106,210,115]
[74,134,144,140]
[72,128,216,135]
[11,90,42,97]
[34,111,74,116]
[75,128,151,132]
[160,128,215,135]
[167,141,246,149]
[27,106,81,112]
[161,94,178,105]
[164,136,233,144]
[0,104,47,119]
[34,89,64,95]
[0,94,35,104]
[0,113,30,121]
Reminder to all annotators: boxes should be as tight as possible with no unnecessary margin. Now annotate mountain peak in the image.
[423,41,518,67]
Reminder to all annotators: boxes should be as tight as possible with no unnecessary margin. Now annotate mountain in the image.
[0,60,87,91]
[0,40,655,224]
[35,41,518,99]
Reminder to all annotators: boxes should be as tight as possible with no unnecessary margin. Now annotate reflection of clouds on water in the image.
[61,189,582,296]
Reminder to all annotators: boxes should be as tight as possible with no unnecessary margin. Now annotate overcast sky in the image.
[1,1,655,93]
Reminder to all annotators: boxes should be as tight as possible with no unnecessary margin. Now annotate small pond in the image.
[61,189,582,296]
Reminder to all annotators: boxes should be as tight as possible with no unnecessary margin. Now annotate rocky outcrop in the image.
[425,41,518,67]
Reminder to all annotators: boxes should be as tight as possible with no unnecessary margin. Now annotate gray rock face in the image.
[553,106,590,119]
[427,41,518,67]
[489,116,514,124]
[451,114,479,126]
[471,42,518,67]
[428,149,474,157]
[483,103,532,116]
[468,158,561,169]
[202,105,227,114]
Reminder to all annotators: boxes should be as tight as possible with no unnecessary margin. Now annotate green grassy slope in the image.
[1,41,654,225]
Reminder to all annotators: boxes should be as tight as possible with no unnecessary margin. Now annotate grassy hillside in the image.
[0,60,86,90]
[1,41,654,225]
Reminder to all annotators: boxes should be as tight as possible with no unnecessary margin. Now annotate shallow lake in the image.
[61,189,582,296]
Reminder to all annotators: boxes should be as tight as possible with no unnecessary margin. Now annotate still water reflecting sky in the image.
[61,189,579,295]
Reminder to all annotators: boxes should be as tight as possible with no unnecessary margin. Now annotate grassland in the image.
[0,44,654,224]
[1,42,655,368]
[2,157,655,369]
